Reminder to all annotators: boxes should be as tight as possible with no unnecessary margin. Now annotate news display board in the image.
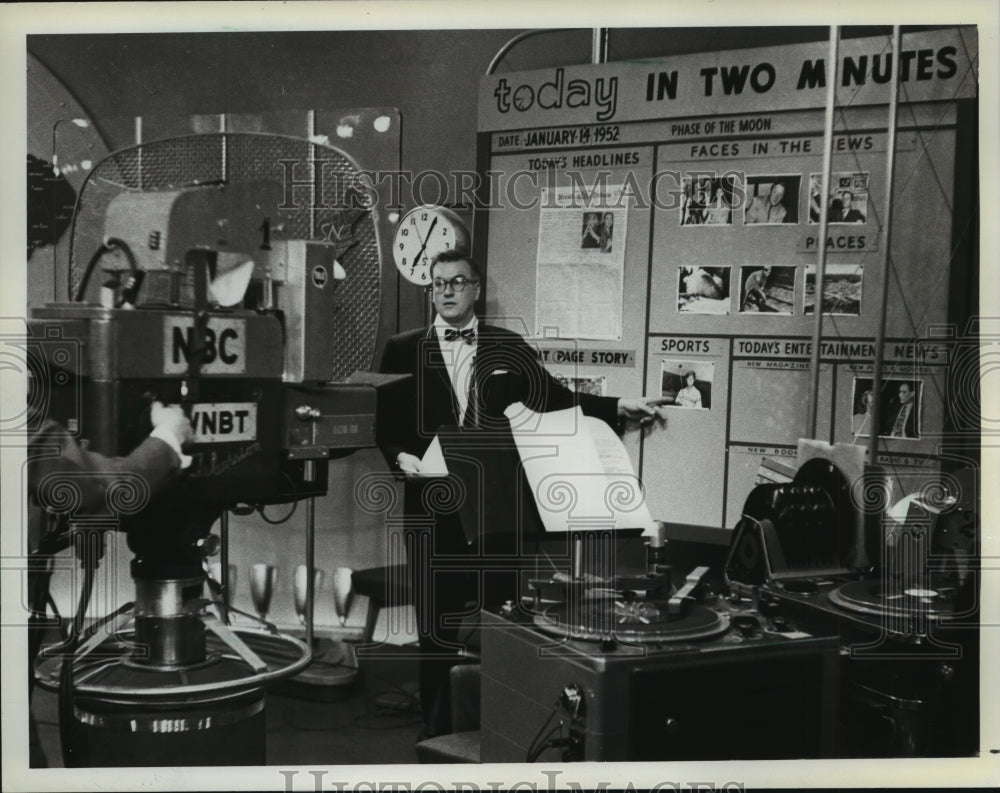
[477,28,978,529]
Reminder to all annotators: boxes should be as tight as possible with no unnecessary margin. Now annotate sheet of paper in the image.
[534,184,627,340]
[504,403,655,533]
[419,435,448,475]
[588,416,638,476]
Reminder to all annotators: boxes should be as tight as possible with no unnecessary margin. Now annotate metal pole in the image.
[806,25,840,438]
[592,28,609,64]
[219,112,227,184]
[51,121,60,302]
[307,109,317,240]
[219,509,230,623]
[135,116,143,190]
[806,26,840,438]
[867,26,904,466]
[304,460,316,648]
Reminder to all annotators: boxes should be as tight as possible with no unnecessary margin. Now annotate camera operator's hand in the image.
[395,452,425,478]
[149,401,194,468]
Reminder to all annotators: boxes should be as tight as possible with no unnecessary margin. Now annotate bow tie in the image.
[444,328,476,344]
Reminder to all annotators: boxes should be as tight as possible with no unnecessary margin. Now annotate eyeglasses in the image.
[431,276,479,293]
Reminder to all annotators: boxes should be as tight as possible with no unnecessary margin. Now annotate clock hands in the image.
[394,206,468,285]
[416,216,437,248]
[411,216,438,271]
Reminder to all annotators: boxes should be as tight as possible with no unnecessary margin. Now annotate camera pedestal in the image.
[33,572,312,767]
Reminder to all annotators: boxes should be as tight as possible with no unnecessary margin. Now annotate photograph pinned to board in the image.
[661,360,715,410]
[803,263,863,316]
[739,265,796,314]
[580,211,616,252]
[551,372,607,396]
[677,265,731,314]
[808,171,870,224]
[680,173,740,226]
[743,173,801,225]
[851,376,922,440]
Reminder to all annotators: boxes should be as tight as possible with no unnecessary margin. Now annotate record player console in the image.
[478,457,977,762]
[724,459,979,757]
[480,564,840,763]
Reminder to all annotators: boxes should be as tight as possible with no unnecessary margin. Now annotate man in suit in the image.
[839,190,866,223]
[27,375,193,765]
[885,381,919,438]
[378,248,667,736]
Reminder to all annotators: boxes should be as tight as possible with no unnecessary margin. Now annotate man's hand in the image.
[151,402,194,447]
[617,396,670,426]
[395,452,425,477]
[150,402,195,468]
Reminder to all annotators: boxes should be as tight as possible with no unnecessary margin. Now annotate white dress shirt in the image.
[433,315,478,425]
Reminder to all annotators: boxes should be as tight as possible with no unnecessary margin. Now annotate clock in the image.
[392,205,470,285]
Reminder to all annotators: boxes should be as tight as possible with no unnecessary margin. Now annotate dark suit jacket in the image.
[378,323,621,547]
[28,418,180,555]
[378,323,620,463]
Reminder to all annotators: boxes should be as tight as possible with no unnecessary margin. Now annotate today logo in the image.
[492,67,619,122]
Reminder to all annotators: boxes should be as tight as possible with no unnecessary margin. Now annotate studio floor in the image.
[31,643,427,768]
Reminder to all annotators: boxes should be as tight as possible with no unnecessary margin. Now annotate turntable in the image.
[724,458,976,635]
[530,567,730,644]
[724,458,979,757]
[828,579,964,620]
[480,557,840,762]
[533,595,731,644]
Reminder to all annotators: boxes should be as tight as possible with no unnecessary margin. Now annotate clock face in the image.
[392,206,469,285]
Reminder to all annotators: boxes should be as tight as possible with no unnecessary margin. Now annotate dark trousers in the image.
[402,441,531,736]
[405,508,475,737]
[405,513,519,736]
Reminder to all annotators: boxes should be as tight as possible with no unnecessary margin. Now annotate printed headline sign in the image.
[479,28,977,130]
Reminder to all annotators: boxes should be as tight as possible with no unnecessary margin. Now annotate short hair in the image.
[431,248,480,280]
[684,371,696,381]
[842,190,854,201]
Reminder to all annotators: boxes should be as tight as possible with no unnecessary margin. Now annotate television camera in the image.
[29,133,400,766]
